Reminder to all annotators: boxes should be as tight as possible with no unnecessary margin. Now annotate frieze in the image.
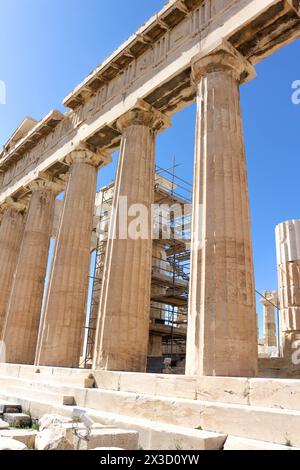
[1,0,297,200]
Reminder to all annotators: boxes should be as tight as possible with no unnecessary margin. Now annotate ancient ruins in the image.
[1,0,300,451]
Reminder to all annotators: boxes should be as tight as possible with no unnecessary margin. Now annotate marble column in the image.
[2,180,61,364]
[36,147,109,368]
[276,220,300,360]
[93,100,170,372]
[186,43,258,377]
[148,335,162,357]
[260,292,277,348]
[0,200,26,337]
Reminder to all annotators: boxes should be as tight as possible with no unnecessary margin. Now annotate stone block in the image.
[0,429,37,449]
[155,376,197,400]
[63,422,109,442]
[39,414,73,431]
[62,395,75,406]
[148,425,226,450]
[0,436,28,450]
[249,378,300,410]
[84,375,95,389]
[73,429,139,451]
[0,364,21,378]
[224,436,296,450]
[0,419,9,430]
[35,427,73,450]
[119,372,157,396]
[197,401,300,448]
[3,413,31,427]
[93,371,121,391]
[0,402,22,414]
[196,377,249,405]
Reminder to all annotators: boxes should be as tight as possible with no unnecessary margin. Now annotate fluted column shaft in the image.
[2,181,58,364]
[93,101,169,372]
[276,221,300,358]
[186,44,258,377]
[261,299,277,348]
[0,202,25,336]
[36,149,101,367]
[278,258,300,357]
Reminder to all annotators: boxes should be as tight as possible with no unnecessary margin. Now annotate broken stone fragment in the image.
[0,419,9,430]
[0,429,37,449]
[0,437,28,450]
[38,414,73,431]
[35,427,73,451]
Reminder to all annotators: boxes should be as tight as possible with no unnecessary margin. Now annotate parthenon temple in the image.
[1,0,300,451]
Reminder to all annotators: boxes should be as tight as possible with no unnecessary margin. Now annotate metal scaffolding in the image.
[150,165,192,372]
[82,166,192,372]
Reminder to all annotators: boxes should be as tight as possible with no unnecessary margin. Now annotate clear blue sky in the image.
[1,0,300,334]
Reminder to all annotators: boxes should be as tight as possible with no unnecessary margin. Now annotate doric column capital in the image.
[116,99,171,133]
[191,41,256,85]
[65,143,111,169]
[28,177,65,196]
[260,291,276,308]
[1,197,27,215]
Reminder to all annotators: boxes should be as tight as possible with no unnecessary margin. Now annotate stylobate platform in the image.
[0,363,300,449]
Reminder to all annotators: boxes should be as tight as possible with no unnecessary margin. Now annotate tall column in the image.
[186,43,258,377]
[93,100,170,372]
[276,220,300,360]
[0,199,26,337]
[148,335,162,357]
[36,147,109,368]
[260,292,277,348]
[2,179,61,364]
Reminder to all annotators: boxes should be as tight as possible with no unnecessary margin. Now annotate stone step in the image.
[84,403,300,450]
[0,376,85,406]
[2,385,75,407]
[0,391,67,418]
[2,364,300,412]
[1,387,300,449]
[224,435,297,450]
[0,363,92,388]
[0,392,227,450]
[2,371,300,448]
